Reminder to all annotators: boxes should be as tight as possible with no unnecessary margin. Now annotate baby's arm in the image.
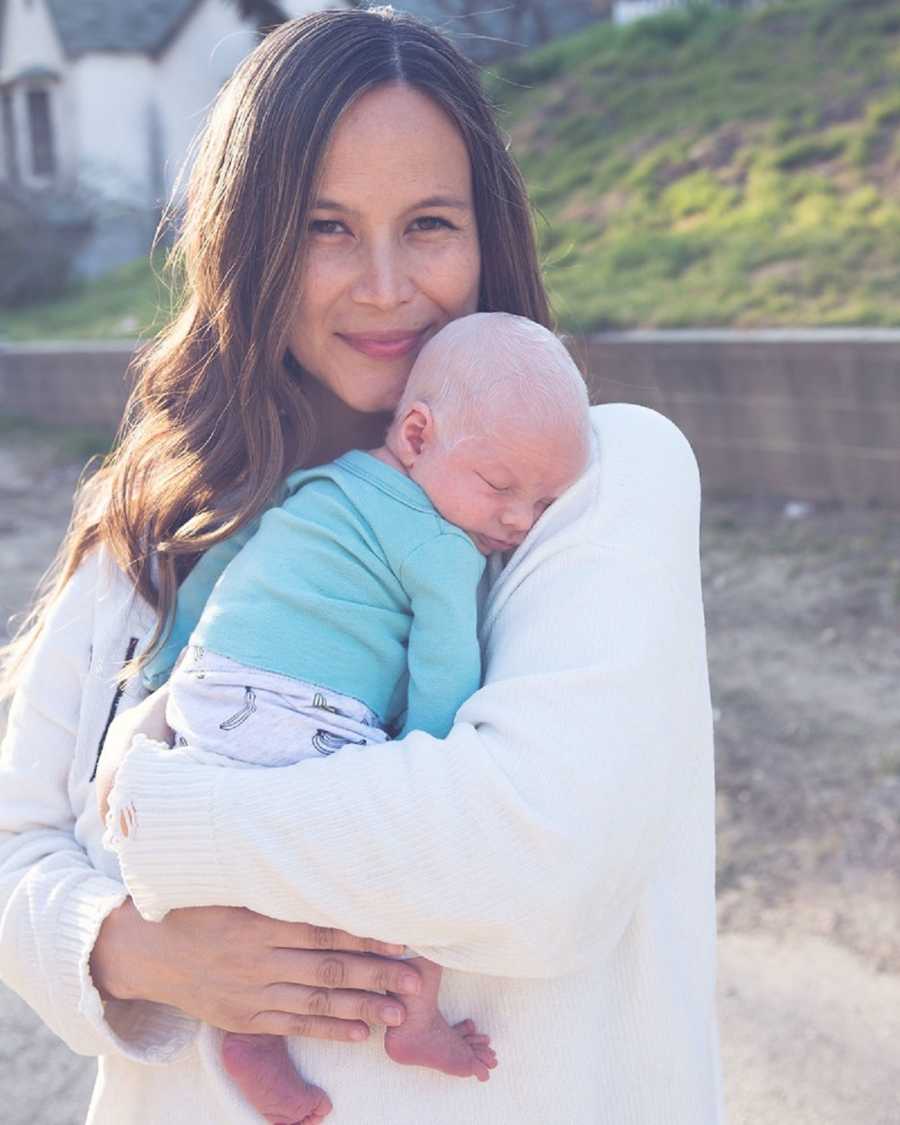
[140,518,261,690]
[397,532,486,740]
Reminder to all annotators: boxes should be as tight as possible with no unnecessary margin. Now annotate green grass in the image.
[7,0,900,335]
[485,0,900,328]
[0,250,177,342]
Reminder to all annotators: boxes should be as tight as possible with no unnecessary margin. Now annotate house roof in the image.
[45,0,203,59]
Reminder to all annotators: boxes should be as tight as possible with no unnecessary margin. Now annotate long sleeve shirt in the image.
[143,451,485,739]
[0,405,723,1124]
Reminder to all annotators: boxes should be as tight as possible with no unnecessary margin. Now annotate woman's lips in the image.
[339,330,425,359]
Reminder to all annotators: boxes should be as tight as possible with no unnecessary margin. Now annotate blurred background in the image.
[1,1,898,1122]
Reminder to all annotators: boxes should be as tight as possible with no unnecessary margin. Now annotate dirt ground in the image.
[1,424,898,1124]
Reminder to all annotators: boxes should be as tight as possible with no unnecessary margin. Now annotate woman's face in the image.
[288,82,482,414]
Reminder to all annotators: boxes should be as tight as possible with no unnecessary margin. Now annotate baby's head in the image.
[385,313,592,555]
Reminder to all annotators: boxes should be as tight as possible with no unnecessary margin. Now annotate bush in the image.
[0,185,93,306]
[774,134,846,170]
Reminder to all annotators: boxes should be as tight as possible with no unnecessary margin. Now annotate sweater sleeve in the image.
[397,533,485,739]
[0,553,197,1062]
[109,420,712,980]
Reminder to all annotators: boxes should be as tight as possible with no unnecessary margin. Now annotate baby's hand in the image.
[96,684,173,831]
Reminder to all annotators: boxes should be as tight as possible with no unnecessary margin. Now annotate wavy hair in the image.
[1,6,552,698]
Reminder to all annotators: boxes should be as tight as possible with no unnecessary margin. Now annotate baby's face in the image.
[411,422,588,555]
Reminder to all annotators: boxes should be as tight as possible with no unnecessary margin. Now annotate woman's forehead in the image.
[315,84,472,204]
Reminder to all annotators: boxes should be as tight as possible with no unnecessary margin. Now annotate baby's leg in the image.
[383,957,498,1082]
[221,1032,332,1125]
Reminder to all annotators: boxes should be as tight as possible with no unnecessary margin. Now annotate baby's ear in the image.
[397,401,434,462]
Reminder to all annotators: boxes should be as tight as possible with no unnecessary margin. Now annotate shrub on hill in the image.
[0,186,92,307]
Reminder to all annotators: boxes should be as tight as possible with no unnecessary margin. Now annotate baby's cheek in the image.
[455,492,489,527]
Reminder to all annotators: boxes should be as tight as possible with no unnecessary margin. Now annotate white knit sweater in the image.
[0,404,722,1124]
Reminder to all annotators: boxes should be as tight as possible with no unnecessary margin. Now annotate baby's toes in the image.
[295,1098,332,1125]
[474,1043,498,1068]
[471,1058,492,1083]
[452,1019,476,1036]
[465,1033,491,1046]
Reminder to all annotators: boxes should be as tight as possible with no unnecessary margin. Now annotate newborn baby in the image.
[140,311,592,1124]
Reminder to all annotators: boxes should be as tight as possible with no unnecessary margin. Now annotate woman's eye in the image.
[411,215,454,232]
[308,219,346,235]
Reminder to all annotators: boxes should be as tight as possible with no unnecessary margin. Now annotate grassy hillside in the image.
[4,0,900,338]
[488,0,900,328]
[0,252,173,343]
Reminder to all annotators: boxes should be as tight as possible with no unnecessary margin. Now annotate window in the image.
[26,87,55,177]
[1,89,19,182]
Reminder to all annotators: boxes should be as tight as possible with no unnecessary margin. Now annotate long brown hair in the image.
[1,7,552,698]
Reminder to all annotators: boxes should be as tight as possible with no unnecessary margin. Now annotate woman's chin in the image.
[338,399,397,420]
[345,387,405,416]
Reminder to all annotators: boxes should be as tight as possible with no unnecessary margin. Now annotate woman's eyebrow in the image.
[409,195,470,210]
[312,195,471,213]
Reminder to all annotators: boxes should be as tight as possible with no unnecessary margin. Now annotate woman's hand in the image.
[92,674,419,1040]
[96,683,173,829]
[91,898,420,1041]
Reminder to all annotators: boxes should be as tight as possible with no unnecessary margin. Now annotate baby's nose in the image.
[500,501,534,533]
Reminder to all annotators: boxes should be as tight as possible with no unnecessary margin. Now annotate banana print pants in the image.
[166,645,388,769]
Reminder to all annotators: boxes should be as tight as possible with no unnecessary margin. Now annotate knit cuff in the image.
[56,872,198,1063]
[105,737,228,923]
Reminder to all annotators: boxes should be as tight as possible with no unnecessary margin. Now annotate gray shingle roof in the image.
[45,0,202,58]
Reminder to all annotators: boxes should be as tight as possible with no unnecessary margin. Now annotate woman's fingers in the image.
[269,947,421,996]
[263,983,407,1027]
[248,1010,373,1042]
[269,920,406,958]
[127,905,420,1034]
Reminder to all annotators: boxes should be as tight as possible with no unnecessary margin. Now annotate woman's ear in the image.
[395,401,434,466]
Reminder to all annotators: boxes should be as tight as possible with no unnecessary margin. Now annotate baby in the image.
[140,312,593,1124]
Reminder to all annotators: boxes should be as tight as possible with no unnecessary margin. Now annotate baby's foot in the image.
[384,1014,498,1082]
[222,1031,332,1124]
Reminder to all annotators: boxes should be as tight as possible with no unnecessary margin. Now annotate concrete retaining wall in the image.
[1,331,899,506]
[0,342,135,432]
[576,330,900,507]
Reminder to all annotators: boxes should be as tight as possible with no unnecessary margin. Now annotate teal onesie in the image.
[142,451,486,740]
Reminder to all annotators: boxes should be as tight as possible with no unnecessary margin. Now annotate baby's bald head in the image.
[393,313,593,467]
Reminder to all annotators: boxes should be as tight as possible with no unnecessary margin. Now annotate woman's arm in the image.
[0,552,197,1061]
[109,409,714,980]
[1,549,425,1061]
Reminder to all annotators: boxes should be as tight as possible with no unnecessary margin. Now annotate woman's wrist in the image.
[90,897,149,1002]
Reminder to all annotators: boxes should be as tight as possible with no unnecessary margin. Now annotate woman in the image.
[0,9,722,1123]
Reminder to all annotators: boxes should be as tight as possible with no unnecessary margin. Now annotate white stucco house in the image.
[0,0,334,277]
[612,1,761,26]
[613,0,684,23]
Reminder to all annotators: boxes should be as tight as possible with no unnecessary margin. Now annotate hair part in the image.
[1,7,555,699]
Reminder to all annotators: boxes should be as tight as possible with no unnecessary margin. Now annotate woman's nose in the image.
[351,239,416,310]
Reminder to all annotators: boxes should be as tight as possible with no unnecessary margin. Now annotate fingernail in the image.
[382,1005,404,1025]
[400,974,421,995]
[350,1027,368,1041]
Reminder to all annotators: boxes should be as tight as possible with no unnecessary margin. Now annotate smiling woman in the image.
[0,8,721,1125]
[288,83,482,416]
